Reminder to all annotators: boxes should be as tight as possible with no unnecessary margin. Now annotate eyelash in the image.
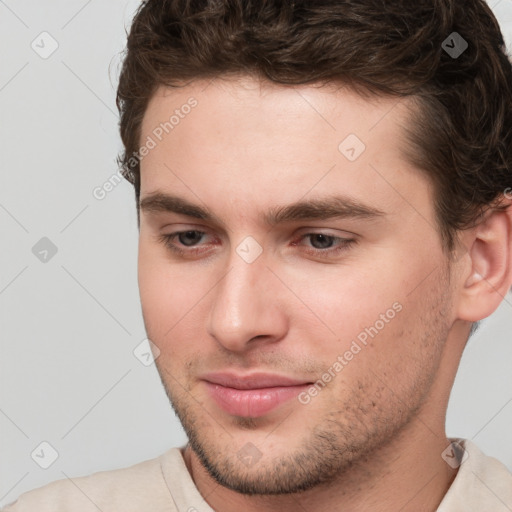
[156,231,356,258]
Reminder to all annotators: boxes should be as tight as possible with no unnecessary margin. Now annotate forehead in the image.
[141,76,408,139]
[138,76,432,226]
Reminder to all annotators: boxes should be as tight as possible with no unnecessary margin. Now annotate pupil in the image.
[312,234,332,249]
[180,231,200,246]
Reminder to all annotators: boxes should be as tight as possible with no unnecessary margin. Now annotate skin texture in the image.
[137,76,512,512]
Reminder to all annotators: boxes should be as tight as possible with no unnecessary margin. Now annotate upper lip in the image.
[201,372,312,390]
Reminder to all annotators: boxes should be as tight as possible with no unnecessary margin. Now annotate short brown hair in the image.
[116,0,512,254]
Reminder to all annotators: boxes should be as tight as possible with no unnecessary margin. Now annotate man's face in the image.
[137,77,457,494]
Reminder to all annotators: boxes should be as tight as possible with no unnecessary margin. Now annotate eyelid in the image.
[293,226,359,238]
[158,223,357,238]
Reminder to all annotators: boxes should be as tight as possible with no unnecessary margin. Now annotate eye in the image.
[156,230,357,258]
[292,233,356,257]
[157,230,211,256]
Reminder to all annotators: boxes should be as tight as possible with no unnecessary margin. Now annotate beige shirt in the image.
[3,437,512,511]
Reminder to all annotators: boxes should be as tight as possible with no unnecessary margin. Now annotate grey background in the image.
[0,0,511,507]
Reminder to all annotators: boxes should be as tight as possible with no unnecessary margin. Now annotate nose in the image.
[206,245,288,353]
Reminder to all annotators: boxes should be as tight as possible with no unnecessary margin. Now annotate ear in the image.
[456,199,512,322]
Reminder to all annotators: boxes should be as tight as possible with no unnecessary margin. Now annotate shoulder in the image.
[2,448,182,512]
[438,438,512,511]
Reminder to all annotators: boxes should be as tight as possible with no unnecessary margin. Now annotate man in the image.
[4,0,512,510]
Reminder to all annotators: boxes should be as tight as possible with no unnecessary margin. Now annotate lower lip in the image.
[204,381,310,418]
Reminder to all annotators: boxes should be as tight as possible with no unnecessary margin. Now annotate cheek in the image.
[137,242,214,356]
[284,250,439,375]
[277,258,405,342]
[336,271,449,392]
[138,243,168,325]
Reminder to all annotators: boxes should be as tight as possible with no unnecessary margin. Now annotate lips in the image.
[201,372,311,389]
[201,372,312,418]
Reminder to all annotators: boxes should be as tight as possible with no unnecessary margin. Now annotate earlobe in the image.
[457,204,512,322]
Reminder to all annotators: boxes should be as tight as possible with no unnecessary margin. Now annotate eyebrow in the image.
[139,192,386,227]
